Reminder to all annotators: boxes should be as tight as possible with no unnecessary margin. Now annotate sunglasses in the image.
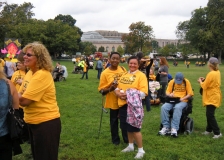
[24,53,36,57]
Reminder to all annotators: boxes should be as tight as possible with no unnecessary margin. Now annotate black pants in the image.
[28,118,61,160]
[119,105,128,143]
[159,81,168,97]
[0,134,12,160]
[110,109,120,144]
[206,105,220,135]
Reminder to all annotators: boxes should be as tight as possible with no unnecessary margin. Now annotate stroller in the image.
[148,80,161,105]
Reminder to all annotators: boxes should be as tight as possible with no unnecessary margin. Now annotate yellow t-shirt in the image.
[98,66,126,109]
[0,58,5,67]
[200,70,221,107]
[83,62,88,72]
[117,70,148,107]
[149,74,156,81]
[0,58,5,70]
[19,69,60,124]
[166,79,194,102]
[11,70,26,91]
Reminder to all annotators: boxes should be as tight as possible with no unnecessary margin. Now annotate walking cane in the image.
[97,95,108,139]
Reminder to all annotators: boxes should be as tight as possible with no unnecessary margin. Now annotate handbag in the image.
[95,65,99,70]
[156,73,160,81]
[6,81,25,140]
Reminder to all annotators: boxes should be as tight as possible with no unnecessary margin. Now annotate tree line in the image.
[0,2,97,57]
[1,1,223,59]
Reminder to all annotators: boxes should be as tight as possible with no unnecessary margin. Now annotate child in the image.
[149,68,156,81]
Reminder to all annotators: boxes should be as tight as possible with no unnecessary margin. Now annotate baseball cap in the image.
[175,72,184,84]
[209,57,218,64]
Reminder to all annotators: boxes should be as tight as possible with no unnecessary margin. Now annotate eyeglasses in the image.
[24,53,36,57]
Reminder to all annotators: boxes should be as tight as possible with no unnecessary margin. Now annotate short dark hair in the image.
[127,55,140,64]
[136,52,144,60]
[110,52,121,58]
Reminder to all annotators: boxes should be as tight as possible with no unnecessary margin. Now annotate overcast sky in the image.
[5,0,208,39]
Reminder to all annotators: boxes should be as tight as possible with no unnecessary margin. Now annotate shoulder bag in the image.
[6,80,25,140]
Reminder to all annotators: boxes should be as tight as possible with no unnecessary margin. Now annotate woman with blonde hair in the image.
[18,42,61,159]
[198,57,222,139]
[158,57,169,100]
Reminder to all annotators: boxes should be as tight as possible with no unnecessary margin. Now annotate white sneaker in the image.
[121,146,134,153]
[213,133,222,139]
[134,151,145,159]
[202,131,212,135]
[158,127,171,135]
[171,128,178,137]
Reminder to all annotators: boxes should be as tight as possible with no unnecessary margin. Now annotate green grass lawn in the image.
[13,60,224,160]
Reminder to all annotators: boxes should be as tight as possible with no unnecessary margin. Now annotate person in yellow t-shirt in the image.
[98,52,127,145]
[158,72,194,137]
[187,61,190,68]
[0,58,5,67]
[11,61,26,91]
[114,56,148,159]
[149,68,156,81]
[80,57,89,79]
[18,42,61,160]
[11,52,30,142]
[198,57,222,138]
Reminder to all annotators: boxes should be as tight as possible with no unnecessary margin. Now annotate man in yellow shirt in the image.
[158,72,194,137]
[98,52,127,145]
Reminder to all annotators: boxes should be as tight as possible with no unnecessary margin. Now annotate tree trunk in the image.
[218,50,222,64]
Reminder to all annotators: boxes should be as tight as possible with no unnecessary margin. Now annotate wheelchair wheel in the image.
[59,76,65,82]
[184,118,194,135]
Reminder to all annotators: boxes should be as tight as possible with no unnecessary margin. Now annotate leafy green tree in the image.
[54,14,76,26]
[43,19,80,56]
[207,0,224,61]
[0,2,35,47]
[158,45,170,57]
[98,46,105,52]
[122,21,154,53]
[122,33,137,54]
[79,41,96,56]
[176,7,212,59]
[116,45,124,55]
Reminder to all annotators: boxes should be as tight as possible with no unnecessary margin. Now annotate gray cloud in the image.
[6,0,208,39]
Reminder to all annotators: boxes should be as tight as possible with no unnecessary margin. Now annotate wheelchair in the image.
[55,65,68,82]
[160,97,194,135]
[72,66,83,74]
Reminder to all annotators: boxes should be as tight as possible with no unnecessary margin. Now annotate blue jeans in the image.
[97,68,102,79]
[161,102,187,130]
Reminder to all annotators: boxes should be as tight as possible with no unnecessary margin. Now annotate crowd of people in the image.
[0,42,61,160]
[97,52,222,159]
[0,46,222,159]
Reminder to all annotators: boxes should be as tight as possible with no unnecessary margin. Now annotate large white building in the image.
[81,30,180,52]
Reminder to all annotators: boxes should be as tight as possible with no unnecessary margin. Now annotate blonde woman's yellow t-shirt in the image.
[117,70,148,107]
[19,69,60,124]
[98,66,126,109]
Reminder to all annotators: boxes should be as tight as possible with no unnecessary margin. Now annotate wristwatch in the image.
[100,90,104,94]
